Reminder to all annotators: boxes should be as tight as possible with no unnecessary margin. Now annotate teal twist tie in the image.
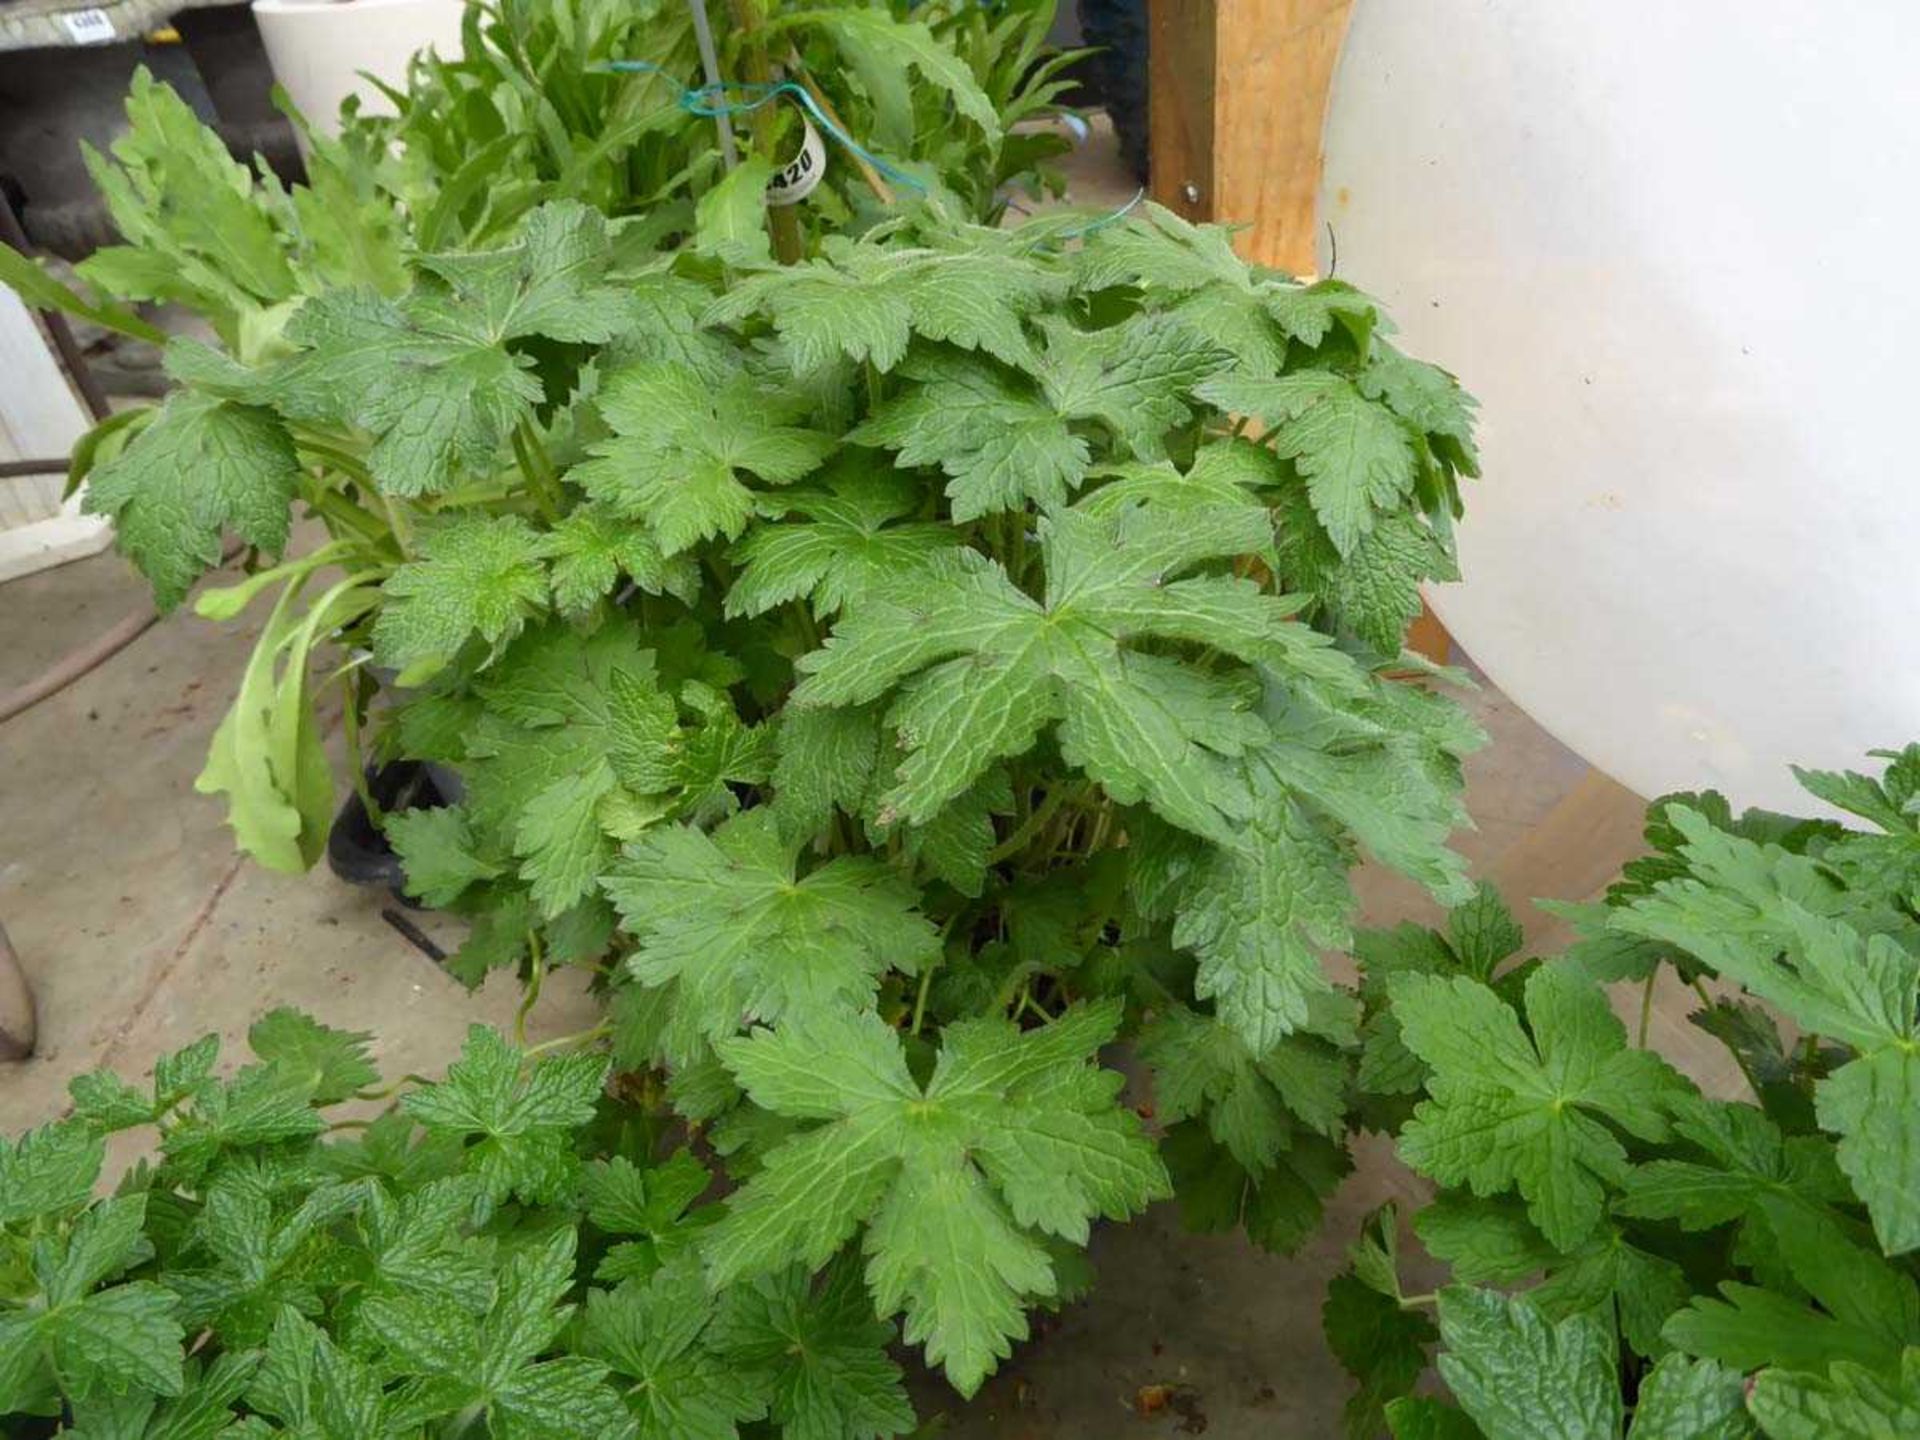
[604,62,929,195]
[602,59,1146,236]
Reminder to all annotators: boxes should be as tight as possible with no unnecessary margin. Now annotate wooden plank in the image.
[1150,0,1450,660]
[1149,0,1353,275]
[1215,0,1353,274]
[1147,0,1217,226]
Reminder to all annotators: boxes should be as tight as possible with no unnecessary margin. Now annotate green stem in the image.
[987,784,1071,865]
[523,1022,612,1058]
[340,673,380,823]
[426,481,517,511]
[296,437,374,480]
[1035,790,1089,861]
[1399,1292,1438,1309]
[1130,963,1182,1011]
[1682,971,1781,1110]
[1007,513,1030,590]
[351,1074,434,1103]
[516,932,546,1049]
[910,966,936,1037]
[729,0,804,264]
[1637,968,1657,1048]
[1084,802,1114,855]
[1021,993,1054,1025]
[512,420,562,521]
[306,489,390,546]
[792,600,821,654]
[378,493,416,559]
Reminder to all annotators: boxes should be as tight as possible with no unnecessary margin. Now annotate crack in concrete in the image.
[97,852,247,1071]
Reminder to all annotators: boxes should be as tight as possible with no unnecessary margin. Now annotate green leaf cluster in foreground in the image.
[17,8,1920,1425]
[1326,746,1920,1439]
[41,189,1485,1408]
[366,204,1475,1398]
[1,1018,922,1438]
[5,4,1508,1420]
[17,753,1920,1437]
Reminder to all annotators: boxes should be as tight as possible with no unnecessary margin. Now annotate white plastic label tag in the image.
[61,8,115,43]
[765,114,827,206]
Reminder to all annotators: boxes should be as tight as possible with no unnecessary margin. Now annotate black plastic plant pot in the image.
[1076,0,1150,183]
[325,760,456,902]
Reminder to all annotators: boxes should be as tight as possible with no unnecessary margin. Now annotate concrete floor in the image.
[0,119,1660,1437]
[0,544,601,1148]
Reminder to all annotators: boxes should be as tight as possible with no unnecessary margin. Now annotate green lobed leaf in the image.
[574,360,836,554]
[707,1257,915,1440]
[578,1260,767,1440]
[849,350,1089,520]
[0,1121,105,1224]
[793,502,1322,842]
[1324,1206,1439,1438]
[1433,1287,1621,1440]
[76,69,296,320]
[787,8,1003,139]
[247,1009,378,1104]
[387,805,504,908]
[605,809,940,1063]
[82,391,300,612]
[539,502,699,616]
[1627,1354,1753,1439]
[1033,314,1229,460]
[371,513,550,678]
[1748,1350,1920,1440]
[708,240,1063,378]
[725,465,958,620]
[361,1229,629,1438]
[703,1002,1168,1395]
[1659,1203,1919,1374]
[158,1064,327,1182]
[1614,806,1920,1253]
[1391,967,1687,1250]
[274,201,632,496]
[401,1026,608,1203]
[1199,370,1419,556]
[1140,999,1351,1173]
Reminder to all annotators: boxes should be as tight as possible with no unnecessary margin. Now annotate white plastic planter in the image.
[252,0,466,140]
[0,285,107,584]
[1321,1,1920,810]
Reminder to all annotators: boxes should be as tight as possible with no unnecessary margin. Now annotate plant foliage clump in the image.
[0,2,1509,1423]
[0,1018,924,1438]
[1327,746,1920,1439]
[0,1,1080,355]
[27,185,1483,1404]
